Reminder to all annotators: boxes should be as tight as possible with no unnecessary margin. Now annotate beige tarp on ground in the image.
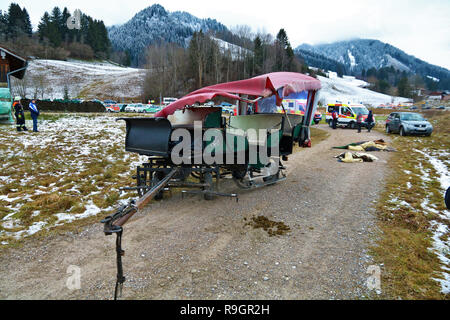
[348,141,388,152]
[336,152,379,163]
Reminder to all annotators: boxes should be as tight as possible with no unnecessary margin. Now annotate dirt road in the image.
[0,125,391,300]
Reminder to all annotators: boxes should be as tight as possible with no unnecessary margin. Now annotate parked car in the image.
[105,104,120,112]
[142,104,162,113]
[313,111,322,124]
[385,112,433,136]
[124,104,140,113]
[222,106,236,116]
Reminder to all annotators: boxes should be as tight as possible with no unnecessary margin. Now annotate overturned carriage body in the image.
[121,72,321,199]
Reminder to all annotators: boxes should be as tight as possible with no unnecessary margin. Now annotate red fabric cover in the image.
[155,72,321,118]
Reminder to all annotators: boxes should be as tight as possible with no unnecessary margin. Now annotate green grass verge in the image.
[370,110,449,299]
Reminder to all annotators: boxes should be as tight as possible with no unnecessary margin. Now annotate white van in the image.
[325,103,370,129]
[163,97,178,106]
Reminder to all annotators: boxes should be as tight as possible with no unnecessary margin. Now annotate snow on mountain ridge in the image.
[108,4,227,66]
[296,39,450,89]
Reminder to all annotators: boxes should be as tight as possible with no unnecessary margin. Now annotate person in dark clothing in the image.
[357,113,363,133]
[29,99,39,132]
[445,187,450,210]
[13,97,28,132]
[332,110,338,129]
[365,110,374,132]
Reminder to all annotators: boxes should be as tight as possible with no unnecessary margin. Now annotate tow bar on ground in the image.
[100,168,180,299]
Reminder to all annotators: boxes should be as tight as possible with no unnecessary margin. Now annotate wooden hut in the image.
[0,46,28,123]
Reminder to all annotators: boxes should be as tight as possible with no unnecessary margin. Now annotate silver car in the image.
[385,112,433,136]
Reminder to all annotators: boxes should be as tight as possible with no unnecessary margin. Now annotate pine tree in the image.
[274,29,296,72]
[48,7,63,47]
[0,10,8,41]
[7,3,31,38]
[397,77,411,98]
[38,12,51,41]
[61,7,71,43]
[22,8,32,37]
[253,36,263,75]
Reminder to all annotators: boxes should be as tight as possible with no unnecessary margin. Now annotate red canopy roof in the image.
[155,72,321,118]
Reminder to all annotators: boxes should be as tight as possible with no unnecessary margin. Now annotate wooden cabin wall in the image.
[0,58,9,84]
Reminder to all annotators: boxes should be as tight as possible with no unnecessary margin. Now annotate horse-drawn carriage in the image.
[101,72,321,298]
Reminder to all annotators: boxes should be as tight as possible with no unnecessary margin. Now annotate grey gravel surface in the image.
[0,125,391,299]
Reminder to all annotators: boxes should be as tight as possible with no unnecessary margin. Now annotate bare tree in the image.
[30,74,48,100]
[11,76,29,99]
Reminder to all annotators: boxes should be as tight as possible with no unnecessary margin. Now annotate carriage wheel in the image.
[136,171,147,197]
[152,171,165,200]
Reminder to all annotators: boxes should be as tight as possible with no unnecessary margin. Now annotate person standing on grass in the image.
[365,110,374,132]
[29,99,39,132]
[332,109,338,129]
[13,97,28,132]
[445,187,450,210]
[357,112,363,133]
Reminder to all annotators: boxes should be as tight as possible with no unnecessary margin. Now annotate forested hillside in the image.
[0,3,110,60]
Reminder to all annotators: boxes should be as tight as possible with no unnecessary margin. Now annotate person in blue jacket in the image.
[28,99,39,132]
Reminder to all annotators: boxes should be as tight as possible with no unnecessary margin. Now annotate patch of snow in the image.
[212,37,252,61]
[27,221,47,236]
[347,50,356,69]
[414,149,450,191]
[427,75,440,83]
[384,54,411,72]
[429,221,450,294]
[55,201,103,224]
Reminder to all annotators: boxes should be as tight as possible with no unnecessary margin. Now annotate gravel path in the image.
[0,125,391,300]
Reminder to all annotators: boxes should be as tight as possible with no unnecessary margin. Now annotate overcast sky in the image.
[3,0,450,69]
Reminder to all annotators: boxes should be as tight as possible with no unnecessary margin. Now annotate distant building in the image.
[412,88,427,97]
[426,91,445,101]
[326,71,338,79]
[0,46,28,124]
[0,46,27,86]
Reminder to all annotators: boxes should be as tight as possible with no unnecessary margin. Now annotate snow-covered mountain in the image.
[108,4,228,66]
[297,39,450,89]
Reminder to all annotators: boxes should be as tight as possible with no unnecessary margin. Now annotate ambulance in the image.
[325,103,370,129]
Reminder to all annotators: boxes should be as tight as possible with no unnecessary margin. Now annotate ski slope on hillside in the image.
[21,59,146,101]
[316,75,410,106]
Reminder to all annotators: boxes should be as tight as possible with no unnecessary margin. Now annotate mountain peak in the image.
[295,38,450,89]
[141,3,168,18]
[108,4,228,66]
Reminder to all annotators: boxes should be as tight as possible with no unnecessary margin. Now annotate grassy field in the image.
[371,110,449,299]
[0,113,144,246]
